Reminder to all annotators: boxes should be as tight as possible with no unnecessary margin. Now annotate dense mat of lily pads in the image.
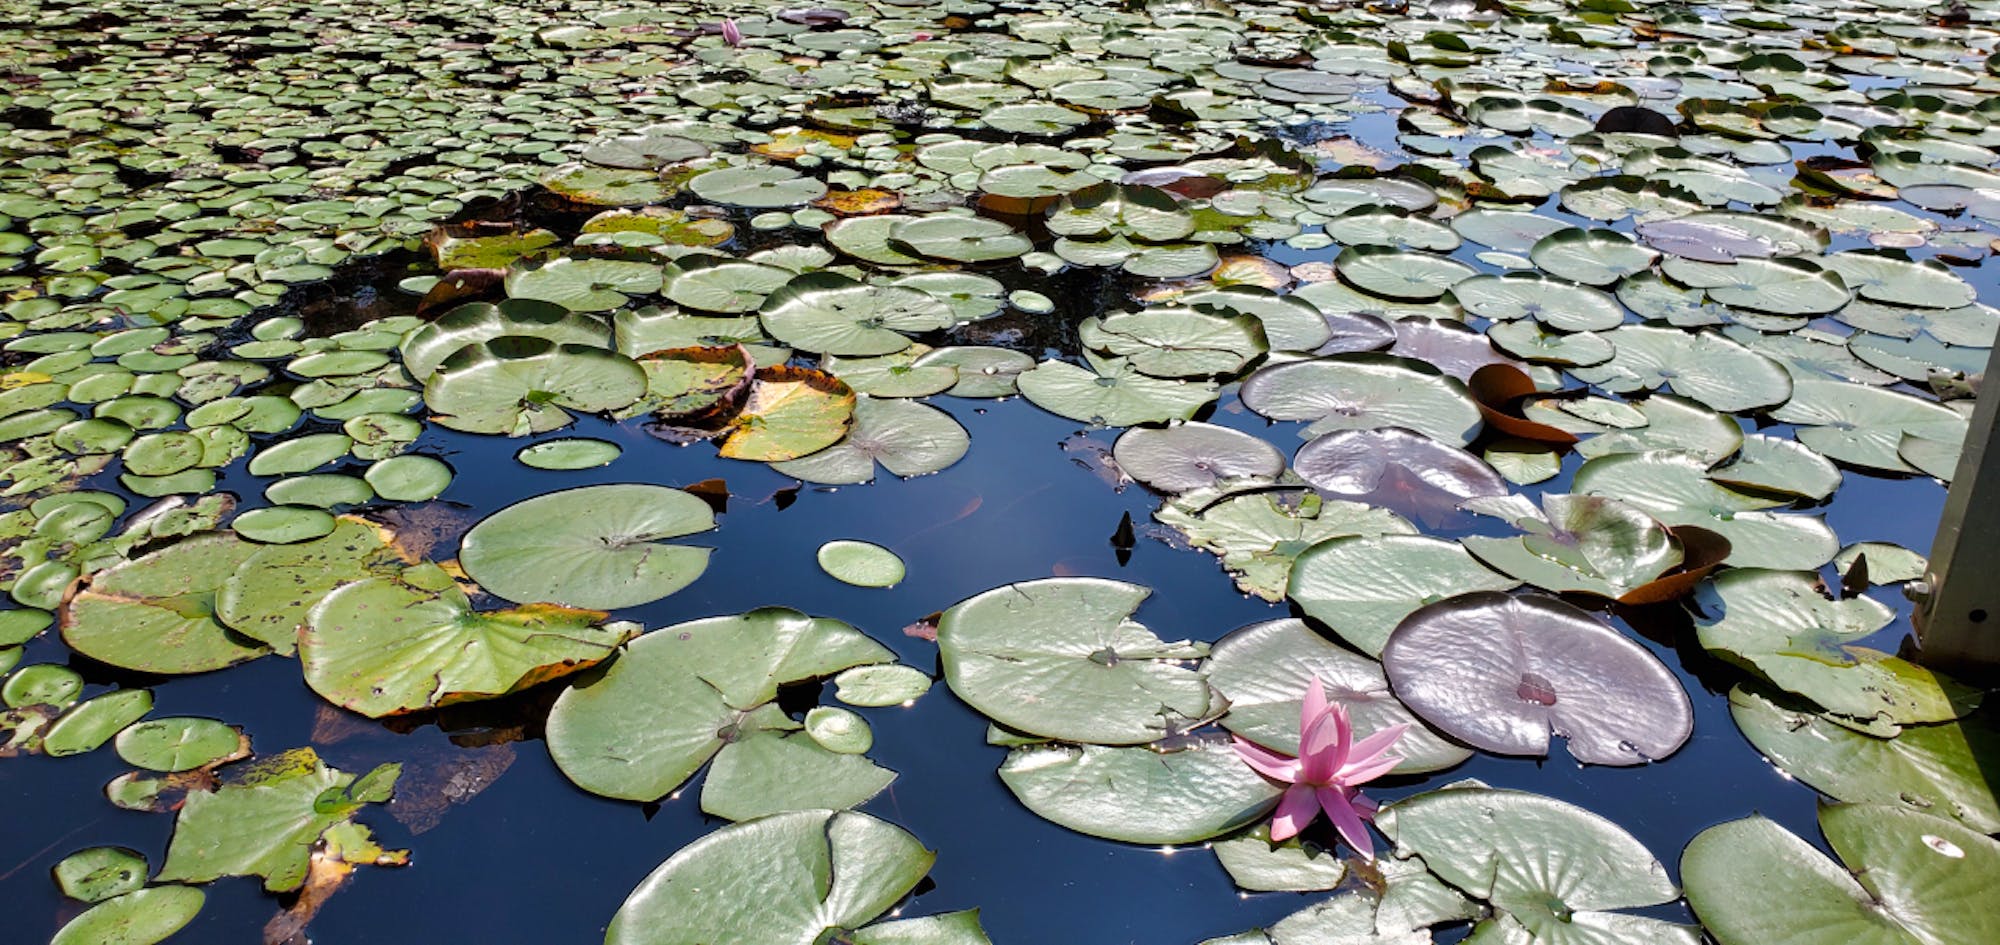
[3,0,2000,941]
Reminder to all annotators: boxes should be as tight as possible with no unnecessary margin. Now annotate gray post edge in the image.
[1914,338,2000,681]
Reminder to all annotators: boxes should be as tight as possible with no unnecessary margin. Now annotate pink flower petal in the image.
[1233,737,1303,783]
[1318,785,1376,860]
[1269,783,1320,842]
[1338,751,1403,786]
[1345,723,1410,769]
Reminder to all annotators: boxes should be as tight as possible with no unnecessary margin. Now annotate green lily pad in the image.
[1381,786,1696,945]
[231,506,336,544]
[1695,569,1978,733]
[547,607,892,803]
[505,257,663,313]
[1575,452,1838,570]
[303,563,635,718]
[605,810,982,945]
[401,300,611,379]
[1569,326,1793,412]
[41,689,155,757]
[50,886,204,945]
[1156,489,1417,602]
[816,540,906,588]
[1729,684,2000,832]
[1334,245,1476,301]
[1017,353,1219,427]
[1771,378,1967,474]
[1239,355,1481,445]
[937,577,1211,745]
[833,664,932,708]
[697,705,896,821]
[1461,494,1685,600]
[1211,825,1348,893]
[759,272,954,357]
[661,256,794,314]
[53,846,149,903]
[62,532,268,674]
[517,438,622,470]
[999,740,1281,844]
[159,747,401,893]
[1079,307,1268,379]
[459,484,715,610]
[689,164,829,208]
[424,337,648,436]
[215,516,414,653]
[1287,535,1518,657]
[804,706,873,755]
[1683,804,2000,945]
[4,662,83,708]
[115,717,247,772]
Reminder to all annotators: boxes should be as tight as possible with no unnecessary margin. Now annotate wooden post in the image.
[1913,340,2000,681]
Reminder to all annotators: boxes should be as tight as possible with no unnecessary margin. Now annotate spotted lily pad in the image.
[1156,489,1416,602]
[50,886,204,945]
[62,532,268,674]
[158,748,401,893]
[1382,592,1694,765]
[717,367,857,462]
[458,484,715,610]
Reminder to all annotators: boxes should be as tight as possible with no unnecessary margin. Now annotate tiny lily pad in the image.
[115,717,247,772]
[804,706,873,754]
[53,846,149,903]
[833,664,932,707]
[516,438,622,470]
[816,540,906,588]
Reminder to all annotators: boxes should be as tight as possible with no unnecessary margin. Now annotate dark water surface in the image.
[0,371,1948,942]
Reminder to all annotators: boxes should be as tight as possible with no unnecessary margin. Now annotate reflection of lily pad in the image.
[1382,592,1693,765]
[458,484,715,610]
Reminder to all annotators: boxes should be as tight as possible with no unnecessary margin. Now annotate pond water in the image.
[3,1,1998,944]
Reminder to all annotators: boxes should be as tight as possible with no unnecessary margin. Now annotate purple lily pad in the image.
[1294,428,1507,527]
[1312,310,1399,355]
[1112,422,1284,493]
[1388,317,1520,381]
[1381,592,1693,766]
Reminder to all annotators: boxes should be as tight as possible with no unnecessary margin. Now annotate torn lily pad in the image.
[158,747,402,893]
[1155,488,1415,602]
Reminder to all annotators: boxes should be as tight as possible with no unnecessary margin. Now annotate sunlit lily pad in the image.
[816,540,905,588]
[1569,326,1793,412]
[1294,428,1506,522]
[1288,535,1518,658]
[605,810,984,945]
[303,563,635,718]
[62,532,268,674]
[1017,354,1218,427]
[717,367,857,462]
[1112,422,1284,493]
[760,272,953,356]
[999,740,1280,844]
[1694,569,1978,733]
[1461,494,1688,601]
[1381,786,1696,944]
[50,886,204,945]
[937,578,1211,745]
[458,484,716,610]
[1683,805,2000,945]
[424,337,648,436]
[1240,355,1481,445]
[52,846,149,903]
[1383,592,1693,765]
[159,747,401,893]
[1770,378,1967,474]
[1156,489,1415,602]
[1575,452,1838,570]
[768,397,966,484]
[547,608,892,804]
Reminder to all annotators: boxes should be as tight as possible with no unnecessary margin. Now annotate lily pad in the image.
[1240,355,1481,445]
[1683,804,2000,945]
[303,563,636,718]
[517,438,622,470]
[817,540,905,588]
[115,717,247,773]
[459,484,716,610]
[1569,326,1793,413]
[1017,354,1219,427]
[1293,428,1507,521]
[1112,422,1284,493]
[999,740,1281,844]
[834,665,932,708]
[604,810,982,945]
[717,367,857,463]
[424,337,648,436]
[1382,592,1694,765]
[547,608,892,804]
[1575,451,1838,570]
[760,273,953,357]
[52,846,149,903]
[62,532,268,674]
[159,747,401,893]
[1156,489,1416,602]
[1462,494,1688,601]
[50,886,204,945]
[1771,378,1967,474]
[768,397,967,484]
[936,578,1211,745]
[1382,786,1695,944]
[1694,569,1978,732]
[1287,535,1518,658]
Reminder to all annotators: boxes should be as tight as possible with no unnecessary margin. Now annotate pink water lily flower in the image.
[720,19,743,47]
[1233,677,1408,857]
